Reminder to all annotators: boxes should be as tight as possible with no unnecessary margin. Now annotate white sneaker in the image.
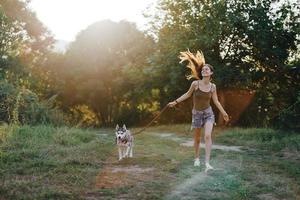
[205,162,214,173]
[194,158,200,167]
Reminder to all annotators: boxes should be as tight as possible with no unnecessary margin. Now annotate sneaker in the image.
[194,158,200,167]
[205,162,214,173]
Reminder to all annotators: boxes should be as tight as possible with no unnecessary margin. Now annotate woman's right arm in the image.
[168,81,196,107]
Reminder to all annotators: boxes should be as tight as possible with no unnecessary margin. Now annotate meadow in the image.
[0,124,299,199]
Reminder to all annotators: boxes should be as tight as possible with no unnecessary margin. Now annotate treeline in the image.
[0,0,299,130]
[0,0,64,126]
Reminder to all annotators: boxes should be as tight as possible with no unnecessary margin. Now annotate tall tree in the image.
[55,20,154,126]
[145,0,299,126]
[0,0,54,90]
[0,0,58,124]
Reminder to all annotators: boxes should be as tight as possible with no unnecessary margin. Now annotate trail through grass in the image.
[0,124,299,199]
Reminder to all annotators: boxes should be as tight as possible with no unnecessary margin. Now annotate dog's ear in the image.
[123,124,126,130]
[116,124,119,130]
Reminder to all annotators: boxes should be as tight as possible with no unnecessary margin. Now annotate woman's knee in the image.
[195,137,201,144]
[194,129,201,143]
[205,134,211,141]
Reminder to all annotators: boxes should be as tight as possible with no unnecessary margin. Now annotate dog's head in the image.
[115,124,128,141]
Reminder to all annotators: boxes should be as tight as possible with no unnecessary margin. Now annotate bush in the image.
[274,91,300,131]
[0,81,16,123]
[0,81,65,126]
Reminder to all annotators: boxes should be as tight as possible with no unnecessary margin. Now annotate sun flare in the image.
[29,0,155,41]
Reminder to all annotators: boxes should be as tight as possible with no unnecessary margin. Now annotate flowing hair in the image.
[179,49,206,80]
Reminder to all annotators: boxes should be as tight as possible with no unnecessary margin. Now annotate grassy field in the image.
[0,124,299,199]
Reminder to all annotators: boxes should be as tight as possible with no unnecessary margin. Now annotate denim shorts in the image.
[191,106,215,129]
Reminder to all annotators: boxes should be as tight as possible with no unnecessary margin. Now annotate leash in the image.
[132,104,169,136]
[132,104,192,136]
[173,106,193,135]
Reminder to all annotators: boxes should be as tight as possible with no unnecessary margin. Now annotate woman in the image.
[168,50,229,172]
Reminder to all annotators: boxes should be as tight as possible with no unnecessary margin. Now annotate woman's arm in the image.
[211,84,229,122]
[176,81,196,103]
[168,81,196,107]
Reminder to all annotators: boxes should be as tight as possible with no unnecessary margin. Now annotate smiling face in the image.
[201,64,213,77]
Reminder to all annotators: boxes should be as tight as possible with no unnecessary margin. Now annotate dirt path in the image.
[154,132,245,152]
[91,131,299,200]
[95,132,245,190]
[180,140,244,152]
[95,156,156,189]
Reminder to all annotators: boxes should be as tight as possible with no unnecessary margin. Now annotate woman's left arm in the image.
[211,84,229,122]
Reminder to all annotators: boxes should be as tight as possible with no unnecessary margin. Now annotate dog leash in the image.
[172,106,193,135]
[132,104,193,136]
[132,104,169,136]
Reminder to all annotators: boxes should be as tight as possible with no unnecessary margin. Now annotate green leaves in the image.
[145,0,299,127]
[51,20,155,126]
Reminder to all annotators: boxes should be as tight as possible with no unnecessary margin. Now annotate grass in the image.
[0,124,299,199]
[0,125,113,199]
[214,127,300,151]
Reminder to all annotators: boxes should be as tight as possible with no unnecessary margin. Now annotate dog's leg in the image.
[118,146,122,161]
[125,145,130,158]
[121,146,126,159]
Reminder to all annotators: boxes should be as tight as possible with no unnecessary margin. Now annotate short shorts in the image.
[191,106,215,129]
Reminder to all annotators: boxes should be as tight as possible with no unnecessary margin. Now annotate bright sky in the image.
[29,0,157,41]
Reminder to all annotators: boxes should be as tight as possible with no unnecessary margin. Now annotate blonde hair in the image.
[179,49,206,80]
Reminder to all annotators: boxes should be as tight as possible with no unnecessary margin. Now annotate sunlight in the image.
[29,0,156,41]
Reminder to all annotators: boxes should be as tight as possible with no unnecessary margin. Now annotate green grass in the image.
[214,127,300,151]
[0,124,299,199]
[0,125,113,199]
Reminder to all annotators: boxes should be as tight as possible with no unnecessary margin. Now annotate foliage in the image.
[145,0,299,128]
[0,0,299,129]
[46,20,155,126]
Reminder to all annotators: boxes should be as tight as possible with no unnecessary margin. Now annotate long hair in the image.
[179,49,206,80]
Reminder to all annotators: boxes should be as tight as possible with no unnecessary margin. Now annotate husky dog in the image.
[115,124,134,161]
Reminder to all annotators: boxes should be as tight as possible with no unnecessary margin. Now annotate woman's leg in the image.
[204,121,214,164]
[194,128,201,159]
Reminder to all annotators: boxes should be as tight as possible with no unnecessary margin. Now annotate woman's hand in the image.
[223,112,229,122]
[167,101,177,107]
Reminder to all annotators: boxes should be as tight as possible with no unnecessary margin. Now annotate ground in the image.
[0,124,299,199]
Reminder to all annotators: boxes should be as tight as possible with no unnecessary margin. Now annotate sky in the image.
[29,0,299,42]
[29,0,157,41]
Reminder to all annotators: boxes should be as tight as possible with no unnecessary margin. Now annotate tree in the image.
[54,20,154,126]
[0,0,61,125]
[145,0,299,126]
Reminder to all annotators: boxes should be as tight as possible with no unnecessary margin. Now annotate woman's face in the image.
[201,65,213,77]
